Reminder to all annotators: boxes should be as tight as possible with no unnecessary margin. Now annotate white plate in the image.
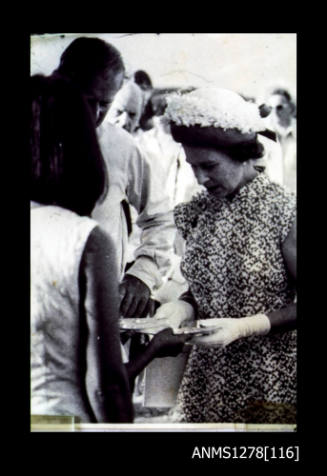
[119,317,170,333]
[119,319,220,336]
[172,325,220,336]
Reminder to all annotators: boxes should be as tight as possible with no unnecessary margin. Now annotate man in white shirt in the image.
[258,87,297,193]
[52,36,175,318]
[107,84,202,300]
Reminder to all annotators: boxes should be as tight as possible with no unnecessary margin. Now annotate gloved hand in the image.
[188,314,271,348]
[152,300,196,329]
[119,275,154,318]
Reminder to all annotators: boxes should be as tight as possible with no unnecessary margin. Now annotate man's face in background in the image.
[106,82,143,134]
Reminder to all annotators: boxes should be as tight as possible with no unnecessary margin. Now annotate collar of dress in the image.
[200,172,269,209]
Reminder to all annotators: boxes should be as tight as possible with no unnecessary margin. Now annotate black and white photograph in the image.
[30,33,297,436]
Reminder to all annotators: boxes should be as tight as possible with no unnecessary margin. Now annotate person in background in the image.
[136,91,201,207]
[134,69,153,93]
[260,85,297,193]
[134,69,155,131]
[106,80,144,136]
[52,37,176,320]
[240,92,284,188]
[108,83,201,302]
[135,91,202,304]
[155,87,297,424]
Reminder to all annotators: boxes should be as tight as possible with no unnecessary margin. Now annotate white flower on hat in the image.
[165,87,265,134]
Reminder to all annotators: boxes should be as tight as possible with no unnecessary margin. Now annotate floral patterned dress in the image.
[173,172,296,423]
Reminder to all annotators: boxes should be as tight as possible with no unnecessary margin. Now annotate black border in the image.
[15,30,308,468]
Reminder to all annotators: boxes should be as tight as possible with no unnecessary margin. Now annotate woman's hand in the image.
[188,314,271,348]
[152,300,195,329]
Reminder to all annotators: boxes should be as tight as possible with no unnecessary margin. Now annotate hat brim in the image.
[170,123,257,148]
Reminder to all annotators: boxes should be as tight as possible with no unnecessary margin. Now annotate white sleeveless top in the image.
[31,203,98,422]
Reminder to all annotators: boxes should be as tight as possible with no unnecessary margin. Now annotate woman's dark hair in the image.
[55,37,125,87]
[170,123,264,162]
[220,139,264,162]
[30,74,108,216]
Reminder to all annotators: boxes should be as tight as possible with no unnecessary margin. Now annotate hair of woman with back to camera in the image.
[30,74,108,216]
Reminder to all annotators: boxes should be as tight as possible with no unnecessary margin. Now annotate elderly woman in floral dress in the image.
[154,87,296,424]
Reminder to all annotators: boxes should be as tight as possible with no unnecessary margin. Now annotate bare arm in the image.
[80,226,134,423]
[266,218,297,333]
[125,328,188,387]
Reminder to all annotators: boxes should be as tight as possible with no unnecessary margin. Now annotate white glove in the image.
[153,300,196,329]
[189,314,271,348]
